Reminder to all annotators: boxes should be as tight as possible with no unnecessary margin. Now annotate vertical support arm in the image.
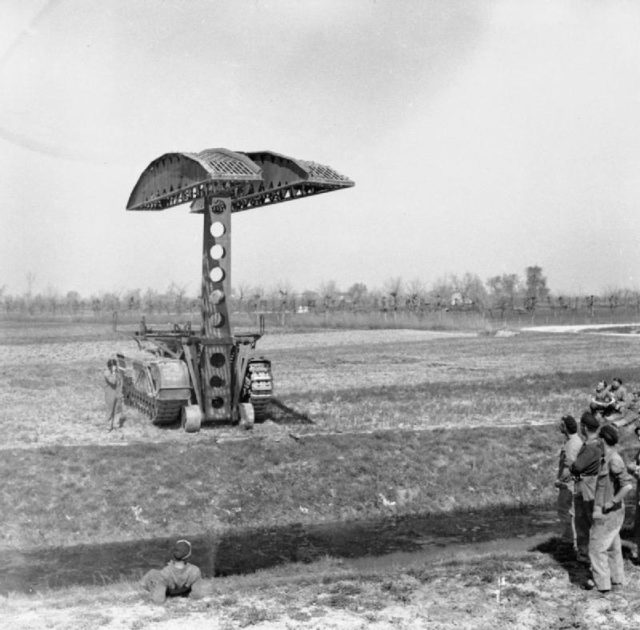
[200,196,233,421]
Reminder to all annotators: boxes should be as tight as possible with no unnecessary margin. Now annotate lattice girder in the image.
[126,148,354,212]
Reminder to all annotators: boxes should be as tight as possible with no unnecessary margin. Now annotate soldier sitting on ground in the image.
[141,539,209,604]
[589,380,616,422]
[607,377,640,428]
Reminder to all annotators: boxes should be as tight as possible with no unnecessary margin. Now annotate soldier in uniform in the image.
[555,415,583,551]
[585,424,633,593]
[570,412,602,563]
[141,539,208,603]
[608,377,638,428]
[104,359,123,432]
[626,425,640,561]
[589,381,615,422]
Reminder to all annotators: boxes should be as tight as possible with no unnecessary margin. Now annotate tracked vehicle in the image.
[113,148,354,431]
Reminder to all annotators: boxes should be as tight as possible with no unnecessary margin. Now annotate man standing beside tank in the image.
[570,412,602,563]
[555,415,583,552]
[104,358,123,431]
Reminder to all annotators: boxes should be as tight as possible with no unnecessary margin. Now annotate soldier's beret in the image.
[599,424,619,446]
[580,412,600,430]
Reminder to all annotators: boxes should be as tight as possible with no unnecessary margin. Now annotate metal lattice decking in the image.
[126,148,354,212]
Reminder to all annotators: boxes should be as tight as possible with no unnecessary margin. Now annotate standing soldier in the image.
[570,412,602,563]
[626,424,640,561]
[104,358,123,431]
[555,415,583,552]
[585,424,633,593]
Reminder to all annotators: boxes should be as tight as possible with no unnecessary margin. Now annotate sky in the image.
[2,0,640,298]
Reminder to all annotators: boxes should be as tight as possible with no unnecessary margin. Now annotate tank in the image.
[111,147,352,431]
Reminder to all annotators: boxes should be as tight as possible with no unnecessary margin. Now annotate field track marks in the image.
[0,419,555,451]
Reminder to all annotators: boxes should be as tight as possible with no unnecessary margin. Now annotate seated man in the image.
[141,539,208,603]
[590,381,616,422]
[608,377,639,428]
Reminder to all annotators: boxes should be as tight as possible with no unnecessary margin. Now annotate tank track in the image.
[245,360,273,421]
[123,377,184,425]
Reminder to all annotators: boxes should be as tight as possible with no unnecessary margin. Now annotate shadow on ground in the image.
[266,398,314,425]
[534,525,639,587]
[1,503,556,594]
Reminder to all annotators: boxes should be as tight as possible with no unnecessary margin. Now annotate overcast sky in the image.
[2,0,640,298]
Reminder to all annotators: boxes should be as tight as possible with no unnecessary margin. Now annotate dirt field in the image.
[3,322,640,449]
[3,322,640,627]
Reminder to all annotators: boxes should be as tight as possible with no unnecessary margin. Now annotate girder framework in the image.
[126,148,354,212]
[125,146,353,423]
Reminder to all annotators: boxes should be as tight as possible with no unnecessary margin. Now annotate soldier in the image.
[104,359,123,432]
[141,539,208,604]
[589,381,615,422]
[608,377,638,428]
[626,425,640,561]
[585,424,633,593]
[555,415,583,551]
[570,412,602,563]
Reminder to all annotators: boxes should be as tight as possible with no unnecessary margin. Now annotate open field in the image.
[3,321,640,449]
[3,323,640,547]
[0,426,557,550]
[3,321,640,627]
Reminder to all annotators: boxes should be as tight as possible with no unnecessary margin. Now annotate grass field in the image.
[3,322,640,448]
[1,425,558,550]
[3,321,640,626]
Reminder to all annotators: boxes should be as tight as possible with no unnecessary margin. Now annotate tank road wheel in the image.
[239,402,255,430]
[182,405,202,433]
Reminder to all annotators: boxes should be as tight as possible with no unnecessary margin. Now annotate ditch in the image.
[1,504,563,594]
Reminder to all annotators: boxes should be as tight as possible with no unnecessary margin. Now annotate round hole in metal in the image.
[209,267,224,283]
[210,312,225,328]
[211,397,225,409]
[210,289,225,305]
[210,244,225,260]
[210,221,225,238]
[210,375,225,388]
[210,353,225,368]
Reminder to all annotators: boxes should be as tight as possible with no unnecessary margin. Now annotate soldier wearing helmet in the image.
[141,539,209,603]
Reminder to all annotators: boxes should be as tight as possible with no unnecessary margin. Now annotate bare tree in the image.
[25,272,36,298]
[405,278,426,312]
[524,265,549,313]
[458,272,488,310]
[318,280,339,309]
[486,273,521,316]
[383,277,403,311]
[347,282,368,309]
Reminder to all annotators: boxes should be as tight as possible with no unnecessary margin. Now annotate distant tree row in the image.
[3,266,640,319]
[0,283,199,317]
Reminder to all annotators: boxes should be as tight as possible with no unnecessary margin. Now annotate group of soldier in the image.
[557,378,640,594]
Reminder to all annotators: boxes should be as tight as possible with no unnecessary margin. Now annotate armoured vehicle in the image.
[113,148,354,431]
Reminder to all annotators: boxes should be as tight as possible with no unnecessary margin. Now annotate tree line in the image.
[2,266,640,318]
